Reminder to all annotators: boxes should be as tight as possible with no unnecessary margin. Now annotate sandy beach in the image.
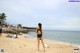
[0,33,80,53]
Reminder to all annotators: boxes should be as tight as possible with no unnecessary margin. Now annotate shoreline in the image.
[44,39,80,48]
[0,33,80,53]
[23,34,80,48]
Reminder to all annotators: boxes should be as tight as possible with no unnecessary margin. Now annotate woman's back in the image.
[37,29,42,34]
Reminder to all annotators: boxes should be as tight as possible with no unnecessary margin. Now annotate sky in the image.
[0,0,80,30]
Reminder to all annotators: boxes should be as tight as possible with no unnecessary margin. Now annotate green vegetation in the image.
[0,13,6,20]
[0,13,6,26]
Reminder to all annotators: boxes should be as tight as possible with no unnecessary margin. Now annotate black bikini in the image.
[37,34,42,38]
[37,29,42,38]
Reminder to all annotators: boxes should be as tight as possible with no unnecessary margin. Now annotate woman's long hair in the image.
[37,23,42,34]
[38,23,42,29]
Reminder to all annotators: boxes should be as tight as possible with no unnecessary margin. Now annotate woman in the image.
[37,23,45,52]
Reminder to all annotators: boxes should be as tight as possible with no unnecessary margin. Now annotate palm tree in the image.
[0,13,6,20]
[0,13,6,26]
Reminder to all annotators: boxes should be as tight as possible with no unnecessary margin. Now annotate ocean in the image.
[27,30,80,45]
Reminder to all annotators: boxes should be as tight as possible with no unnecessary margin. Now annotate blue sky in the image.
[0,0,80,30]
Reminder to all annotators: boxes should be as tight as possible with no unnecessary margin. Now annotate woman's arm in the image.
[36,29,38,34]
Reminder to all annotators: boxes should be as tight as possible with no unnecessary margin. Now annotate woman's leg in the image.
[37,38,40,51]
[41,38,45,52]
[0,33,1,37]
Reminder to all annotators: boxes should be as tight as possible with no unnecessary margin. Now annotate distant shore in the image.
[1,27,37,34]
[0,33,80,53]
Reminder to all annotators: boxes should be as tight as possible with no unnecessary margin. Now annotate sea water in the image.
[27,30,80,45]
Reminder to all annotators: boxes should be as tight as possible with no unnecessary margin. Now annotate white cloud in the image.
[0,0,80,30]
[0,0,65,13]
[43,17,80,30]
